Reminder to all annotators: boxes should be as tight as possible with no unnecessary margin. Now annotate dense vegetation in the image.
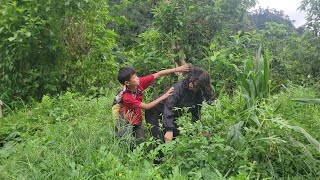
[1,0,319,179]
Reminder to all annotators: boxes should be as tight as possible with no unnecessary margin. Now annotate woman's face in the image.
[188,77,200,92]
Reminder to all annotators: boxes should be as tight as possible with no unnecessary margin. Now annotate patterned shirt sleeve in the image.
[139,74,155,90]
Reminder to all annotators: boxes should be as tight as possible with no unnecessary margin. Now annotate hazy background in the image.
[254,0,306,27]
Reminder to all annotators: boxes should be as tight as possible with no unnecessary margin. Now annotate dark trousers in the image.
[116,117,144,148]
[145,108,180,141]
[145,108,163,140]
[133,123,144,145]
[145,108,180,164]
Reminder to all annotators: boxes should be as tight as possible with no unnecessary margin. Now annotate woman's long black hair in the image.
[182,66,214,101]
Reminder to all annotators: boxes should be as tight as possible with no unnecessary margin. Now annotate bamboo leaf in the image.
[250,112,261,126]
[263,50,270,98]
[292,126,320,151]
[290,138,315,161]
[245,56,254,73]
[248,79,256,100]
[240,75,251,95]
[290,98,320,104]
[256,46,264,72]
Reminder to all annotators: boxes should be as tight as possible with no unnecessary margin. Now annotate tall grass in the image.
[0,92,129,179]
[0,89,319,179]
[276,85,320,140]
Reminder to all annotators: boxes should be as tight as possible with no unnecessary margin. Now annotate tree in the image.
[299,0,320,37]
[0,0,118,109]
[299,0,320,80]
[151,0,258,63]
[108,0,155,49]
[248,7,295,31]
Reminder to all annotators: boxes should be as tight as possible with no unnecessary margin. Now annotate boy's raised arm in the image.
[153,64,190,79]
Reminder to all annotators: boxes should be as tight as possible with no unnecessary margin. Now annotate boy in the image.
[116,64,189,145]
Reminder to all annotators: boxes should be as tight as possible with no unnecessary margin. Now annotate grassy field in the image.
[0,86,319,179]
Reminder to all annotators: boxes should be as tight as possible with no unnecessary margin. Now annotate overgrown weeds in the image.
[0,88,319,179]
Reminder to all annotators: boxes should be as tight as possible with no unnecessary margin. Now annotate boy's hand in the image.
[175,64,190,72]
[164,87,174,98]
[153,64,190,79]
[140,87,174,110]
[164,131,173,142]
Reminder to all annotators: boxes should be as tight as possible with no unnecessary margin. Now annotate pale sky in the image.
[254,0,306,27]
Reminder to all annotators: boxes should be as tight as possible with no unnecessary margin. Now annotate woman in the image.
[145,66,214,142]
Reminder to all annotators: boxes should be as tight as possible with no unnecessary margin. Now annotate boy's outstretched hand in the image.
[175,64,190,72]
[164,87,174,98]
[154,64,190,79]
[140,87,174,110]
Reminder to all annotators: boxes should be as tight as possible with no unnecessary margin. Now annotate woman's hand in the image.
[164,131,173,142]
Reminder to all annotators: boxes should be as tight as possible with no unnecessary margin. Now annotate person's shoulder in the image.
[171,82,185,95]
[172,81,183,88]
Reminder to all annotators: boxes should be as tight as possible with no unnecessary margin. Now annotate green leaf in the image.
[189,5,195,10]
[290,98,320,104]
[292,126,320,151]
[209,43,216,50]
[227,121,244,146]
[8,37,16,42]
[250,112,261,126]
[25,32,31,37]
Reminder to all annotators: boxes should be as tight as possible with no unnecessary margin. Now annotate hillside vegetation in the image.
[0,0,319,179]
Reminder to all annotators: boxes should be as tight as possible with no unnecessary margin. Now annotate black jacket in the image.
[159,82,204,131]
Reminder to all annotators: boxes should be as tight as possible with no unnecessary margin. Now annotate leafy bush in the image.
[0,0,118,110]
[146,90,320,178]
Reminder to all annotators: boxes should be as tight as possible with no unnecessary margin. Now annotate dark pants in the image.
[145,108,163,140]
[145,108,180,141]
[116,117,144,148]
[145,108,180,164]
[133,123,144,145]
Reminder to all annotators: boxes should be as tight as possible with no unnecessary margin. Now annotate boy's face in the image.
[125,73,139,87]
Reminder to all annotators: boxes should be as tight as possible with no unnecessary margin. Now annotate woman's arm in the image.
[162,83,183,142]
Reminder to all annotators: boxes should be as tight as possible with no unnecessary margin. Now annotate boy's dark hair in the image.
[183,66,214,101]
[117,67,136,85]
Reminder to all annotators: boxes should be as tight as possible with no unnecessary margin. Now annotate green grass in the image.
[0,88,319,179]
[275,85,320,140]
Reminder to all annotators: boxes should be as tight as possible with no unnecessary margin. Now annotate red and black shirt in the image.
[120,74,154,125]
